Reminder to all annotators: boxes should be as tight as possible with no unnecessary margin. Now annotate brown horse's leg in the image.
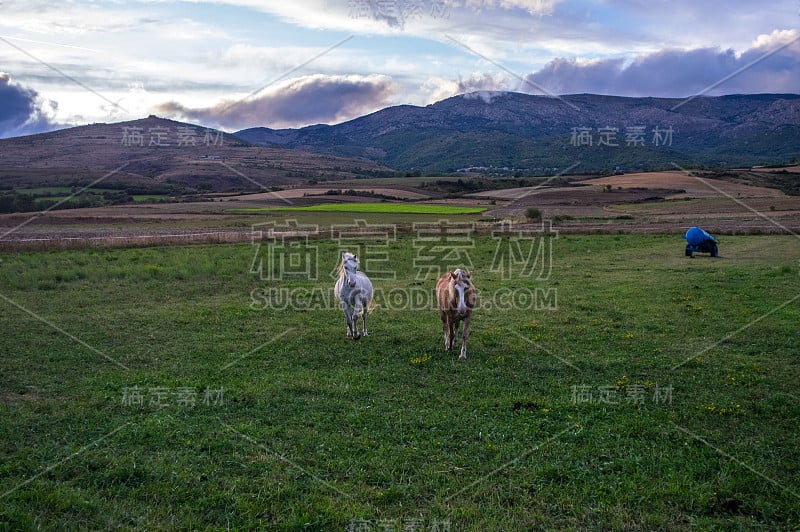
[448,317,457,351]
[459,313,471,360]
[441,311,450,350]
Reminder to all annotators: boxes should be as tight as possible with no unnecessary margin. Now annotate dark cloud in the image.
[0,73,61,139]
[155,74,396,130]
[523,30,800,96]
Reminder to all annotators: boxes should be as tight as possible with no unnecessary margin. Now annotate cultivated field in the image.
[1,232,799,529]
[3,169,800,252]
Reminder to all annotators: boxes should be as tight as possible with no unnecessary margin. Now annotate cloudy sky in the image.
[0,0,798,137]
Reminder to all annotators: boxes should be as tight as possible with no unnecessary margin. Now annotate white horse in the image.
[334,252,374,340]
[436,268,476,360]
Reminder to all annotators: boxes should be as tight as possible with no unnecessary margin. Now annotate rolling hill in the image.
[0,116,395,194]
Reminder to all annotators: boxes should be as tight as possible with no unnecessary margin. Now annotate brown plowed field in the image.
[579,171,784,198]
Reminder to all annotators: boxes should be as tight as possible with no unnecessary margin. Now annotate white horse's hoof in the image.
[459,354,467,360]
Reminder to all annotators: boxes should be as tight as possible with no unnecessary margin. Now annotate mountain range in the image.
[235,92,800,173]
[1,93,798,196]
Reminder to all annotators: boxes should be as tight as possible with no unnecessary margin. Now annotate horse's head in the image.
[341,252,359,288]
[451,268,471,284]
[450,268,473,314]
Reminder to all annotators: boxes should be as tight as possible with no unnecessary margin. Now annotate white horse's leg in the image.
[351,303,361,340]
[361,301,369,336]
[342,301,354,337]
[354,288,369,337]
[353,307,361,340]
[459,314,471,360]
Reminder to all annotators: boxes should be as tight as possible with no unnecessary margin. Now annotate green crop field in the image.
[131,195,169,202]
[233,203,487,215]
[1,234,799,529]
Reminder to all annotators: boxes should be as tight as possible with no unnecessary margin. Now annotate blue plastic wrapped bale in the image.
[684,227,718,257]
[685,227,715,246]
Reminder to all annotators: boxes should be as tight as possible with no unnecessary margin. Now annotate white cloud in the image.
[420,71,512,103]
[752,29,800,51]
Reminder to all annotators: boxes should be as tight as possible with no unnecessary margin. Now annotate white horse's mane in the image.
[337,252,357,277]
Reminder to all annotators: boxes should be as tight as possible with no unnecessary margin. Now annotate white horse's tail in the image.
[367,298,377,314]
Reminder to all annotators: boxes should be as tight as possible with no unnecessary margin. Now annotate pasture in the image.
[1,233,799,530]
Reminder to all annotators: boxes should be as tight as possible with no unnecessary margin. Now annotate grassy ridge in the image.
[14,187,120,195]
[1,235,799,529]
[233,203,487,214]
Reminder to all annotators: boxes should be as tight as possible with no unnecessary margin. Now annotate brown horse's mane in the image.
[437,269,475,309]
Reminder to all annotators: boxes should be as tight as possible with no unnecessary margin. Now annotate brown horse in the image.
[435,268,476,360]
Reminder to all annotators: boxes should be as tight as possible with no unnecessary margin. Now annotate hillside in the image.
[236,93,800,173]
[0,116,395,193]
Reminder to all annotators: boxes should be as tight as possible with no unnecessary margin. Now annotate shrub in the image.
[525,207,542,220]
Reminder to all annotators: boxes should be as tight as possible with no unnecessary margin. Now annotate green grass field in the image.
[1,234,799,529]
[9,188,168,209]
[14,187,119,196]
[33,196,76,203]
[233,203,487,215]
[20,190,167,203]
